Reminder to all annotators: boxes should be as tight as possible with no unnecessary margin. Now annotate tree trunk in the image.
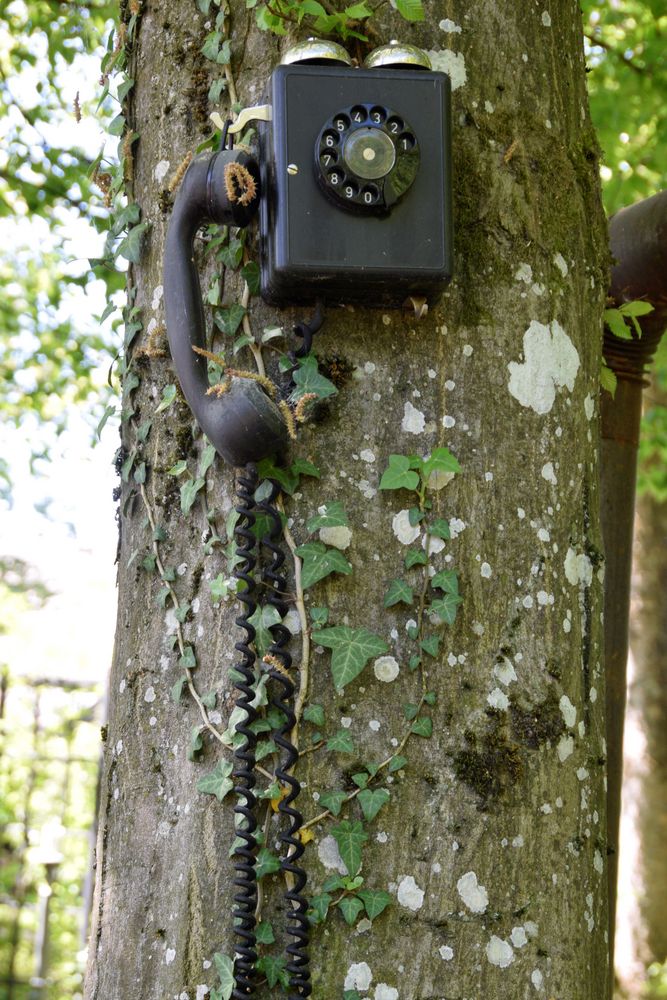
[630,386,667,969]
[86,3,610,999]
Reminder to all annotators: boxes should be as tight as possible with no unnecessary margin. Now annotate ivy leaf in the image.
[313,626,388,690]
[421,635,440,658]
[256,955,288,989]
[430,592,463,625]
[241,260,261,295]
[388,755,407,773]
[405,548,428,569]
[179,646,196,669]
[171,675,188,704]
[197,759,234,802]
[352,772,369,789]
[213,953,235,1000]
[291,457,321,479]
[395,0,424,20]
[383,578,414,607]
[210,574,232,601]
[309,892,332,923]
[181,477,206,514]
[331,819,368,876]
[303,704,325,727]
[116,220,151,263]
[421,447,461,484]
[326,729,355,753]
[188,726,204,761]
[408,506,424,526]
[248,604,282,656]
[357,788,390,822]
[256,738,278,761]
[256,459,299,496]
[292,354,338,401]
[320,790,348,815]
[323,874,347,892]
[357,889,392,920]
[431,569,459,594]
[256,921,275,945]
[310,606,329,627]
[199,442,217,477]
[295,542,353,589]
[379,454,420,492]
[214,303,246,336]
[338,895,365,925]
[306,501,348,532]
[403,702,419,720]
[155,383,177,413]
[256,847,281,880]
[410,716,433,738]
[168,460,188,477]
[428,518,451,540]
[344,992,363,1000]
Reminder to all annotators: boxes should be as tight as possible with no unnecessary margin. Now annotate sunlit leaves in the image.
[313,626,388,689]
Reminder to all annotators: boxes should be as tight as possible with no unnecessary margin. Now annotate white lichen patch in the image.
[449,518,466,538]
[511,926,528,948]
[397,875,424,911]
[439,17,461,32]
[494,657,517,686]
[151,284,164,311]
[439,945,454,961]
[318,835,348,874]
[559,695,577,728]
[144,686,156,703]
[456,871,488,913]
[374,986,398,1000]
[507,320,580,414]
[374,656,400,683]
[480,562,492,578]
[196,985,209,1000]
[427,49,467,90]
[541,462,557,485]
[554,252,569,276]
[564,547,593,587]
[154,159,170,182]
[359,448,375,463]
[557,734,575,762]
[532,969,544,990]
[542,10,552,25]
[402,401,426,434]
[487,687,509,711]
[392,510,420,545]
[319,525,352,550]
[442,414,456,428]
[486,936,514,968]
[344,962,372,992]
[165,948,176,965]
[584,394,595,421]
[594,849,604,874]
[514,262,533,283]
[284,608,301,634]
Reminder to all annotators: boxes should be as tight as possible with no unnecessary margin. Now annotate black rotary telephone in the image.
[162,39,452,1000]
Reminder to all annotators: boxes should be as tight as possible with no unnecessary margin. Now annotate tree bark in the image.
[86,3,610,999]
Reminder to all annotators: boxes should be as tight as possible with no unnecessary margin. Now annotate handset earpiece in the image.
[163,148,288,467]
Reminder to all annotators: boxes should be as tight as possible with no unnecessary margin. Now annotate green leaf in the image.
[171,675,188,704]
[256,459,299,496]
[214,303,246,336]
[248,604,282,656]
[408,654,421,671]
[395,0,424,20]
[306,501,349,532]
[256,738,278,761]
[405,548,428,569]
[424,691,437,705]
[155,383,177,413]
[180,477,206,514]
[313,626,388,690]
[344,992,363,1000]
[320,789,348,815]
[600,361,617,398]
[188,726,204,761]
[180,646,197,669]
[197,759,234,802]
[199,442,217,477]
[241,260,261,295]
[295,542,352,589]
[108,112,126,135]
[352,772,369,789]
[388,755,407,773]
[379,454,420,491]
[357,888,392,920]
[256,920,275,945]
[357,788,390,822]
[408,506,424,526]
[326,729,355,754]
[310,606,329,627]
[210,574,232,601]
[309,892,332,923]
[117,220,151,263]
[322,875,347,893]
[430,592,463,625]
[213,953,235,1000]
[291,457,321,479]
[403,702,419,720]
[619,300,654,317]
[256,847,281,880]
[338,895,365,925]
[410,716,433,738]
[428,518,451,540]
[303,704,325,727]
[431,569,459,594]
[420,635,440,658]
[383,578,414,607]
[292,354,338,401]
[256,955,288,989]
[604,308,632,340]
[422,447,461,484]
[168,460,188,477]
[331,820,368,876]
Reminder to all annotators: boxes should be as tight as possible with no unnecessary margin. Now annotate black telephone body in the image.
[259,62,452,308]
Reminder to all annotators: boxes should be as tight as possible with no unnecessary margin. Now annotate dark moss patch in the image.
[510,688,565,750]
[453,724,523,804]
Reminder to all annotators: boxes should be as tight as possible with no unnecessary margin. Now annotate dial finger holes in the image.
[328,169,344,187]
[399,132,416,151]
[322,130,339,149]
[387,116,404,136]
[343,180,359,200]
[320,150,338,169]
[369,105,387,125]
[333,114,350,133]
[362,185,379,205]
[350,105,366,124]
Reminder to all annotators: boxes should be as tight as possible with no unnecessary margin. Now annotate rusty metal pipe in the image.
[603,189,667,982]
